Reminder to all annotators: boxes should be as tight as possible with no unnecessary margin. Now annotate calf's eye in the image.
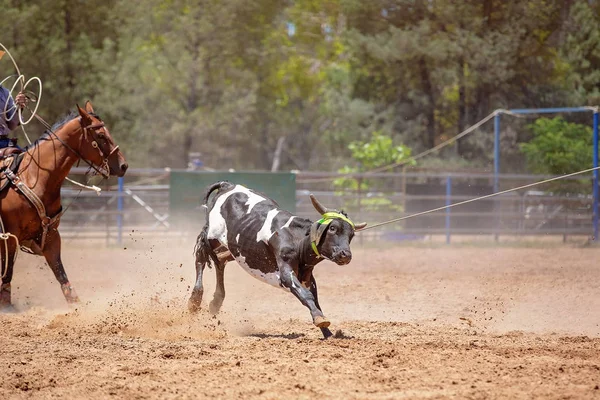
[329,225,336,232]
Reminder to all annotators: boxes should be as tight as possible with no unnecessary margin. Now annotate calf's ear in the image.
[354,222,367,231]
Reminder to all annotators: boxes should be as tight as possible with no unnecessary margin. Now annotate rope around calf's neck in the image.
[360,166,600,231]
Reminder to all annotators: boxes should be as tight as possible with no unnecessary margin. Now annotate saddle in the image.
[0,152,25,193]
[0,147,23,159]
[0,138,23,159]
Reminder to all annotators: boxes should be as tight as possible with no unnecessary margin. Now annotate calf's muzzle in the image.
[333,249,352,265]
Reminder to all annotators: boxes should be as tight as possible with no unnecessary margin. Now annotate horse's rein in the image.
[32,113,115,179]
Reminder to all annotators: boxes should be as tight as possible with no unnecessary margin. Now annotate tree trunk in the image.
[11,0,20,48]
[558,0,574,44]
[271,136,286,172]
[473,0,493,125]
[483,0,493,27]
[419,58,436,149]
[257,107,273,170]
[64,1,74,96]
[457,56,467,157]
[181,34,201,168]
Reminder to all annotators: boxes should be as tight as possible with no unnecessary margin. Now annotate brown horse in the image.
[0,101,127,310]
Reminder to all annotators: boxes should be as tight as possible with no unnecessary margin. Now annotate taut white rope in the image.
[361,166,600,231]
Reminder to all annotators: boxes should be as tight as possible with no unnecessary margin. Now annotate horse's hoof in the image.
[208,301,221,315]
[66,296,80,304]
[61,283,80,303]
[0,283,11,306]
[188,299,202,313]
[0,303,17,314]
[313,316,330,328]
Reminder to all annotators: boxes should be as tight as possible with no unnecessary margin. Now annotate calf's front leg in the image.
[276,250,329,328]
[309,275,333,338]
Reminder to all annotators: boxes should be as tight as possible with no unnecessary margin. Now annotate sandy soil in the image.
[1,237,599,399]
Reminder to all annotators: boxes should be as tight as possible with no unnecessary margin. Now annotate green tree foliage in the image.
[334,131,413,190]
[0,0,598,171]
[520,117,592,175]
[343,0,574,162]
[333,131,413,211]
[347,131,412,170]
[561,1,600,105]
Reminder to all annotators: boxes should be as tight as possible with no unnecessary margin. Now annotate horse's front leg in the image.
[0,239,18,311]
[42,229,79,303]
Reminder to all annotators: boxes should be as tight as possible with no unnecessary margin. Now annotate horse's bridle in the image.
[80,121,120,179]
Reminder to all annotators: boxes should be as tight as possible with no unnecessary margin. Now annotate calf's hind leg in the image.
[188,234,209,312]
[188,254,206,312]
[209,262,226,315]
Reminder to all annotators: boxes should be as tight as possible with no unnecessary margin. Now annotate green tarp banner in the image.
[169,171,296,229]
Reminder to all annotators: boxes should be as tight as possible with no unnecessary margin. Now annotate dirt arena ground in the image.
[1,237,599,399]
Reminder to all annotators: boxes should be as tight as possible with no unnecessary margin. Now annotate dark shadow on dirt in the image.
[247,332,306,339]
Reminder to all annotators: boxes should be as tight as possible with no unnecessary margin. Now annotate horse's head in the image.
[77,101,128,178]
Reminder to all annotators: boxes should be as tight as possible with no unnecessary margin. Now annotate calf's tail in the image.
[195,181,233,269]
[203,181,234,207]
[194,226,219,269]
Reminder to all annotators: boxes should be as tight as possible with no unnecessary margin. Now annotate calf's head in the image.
[309,194,367,265]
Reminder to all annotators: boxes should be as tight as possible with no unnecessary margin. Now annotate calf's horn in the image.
[309,193,329,215]
[354,222,368,231]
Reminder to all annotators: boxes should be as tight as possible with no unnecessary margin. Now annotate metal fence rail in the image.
[55,168,597,244]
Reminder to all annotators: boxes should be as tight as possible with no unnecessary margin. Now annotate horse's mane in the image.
[50,111,79,132]
[24,110,101,150]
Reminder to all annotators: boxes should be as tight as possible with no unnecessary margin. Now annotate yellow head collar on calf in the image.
[316,212,355,230]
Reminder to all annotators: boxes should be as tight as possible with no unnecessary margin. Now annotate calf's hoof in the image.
[313,315,330,328]
[61,283,80,303]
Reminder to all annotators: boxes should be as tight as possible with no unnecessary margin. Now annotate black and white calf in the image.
[188,181,366,338]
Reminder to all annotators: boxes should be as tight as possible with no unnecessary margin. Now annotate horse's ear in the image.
[77,104,92,125]
[84,101,94,114]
